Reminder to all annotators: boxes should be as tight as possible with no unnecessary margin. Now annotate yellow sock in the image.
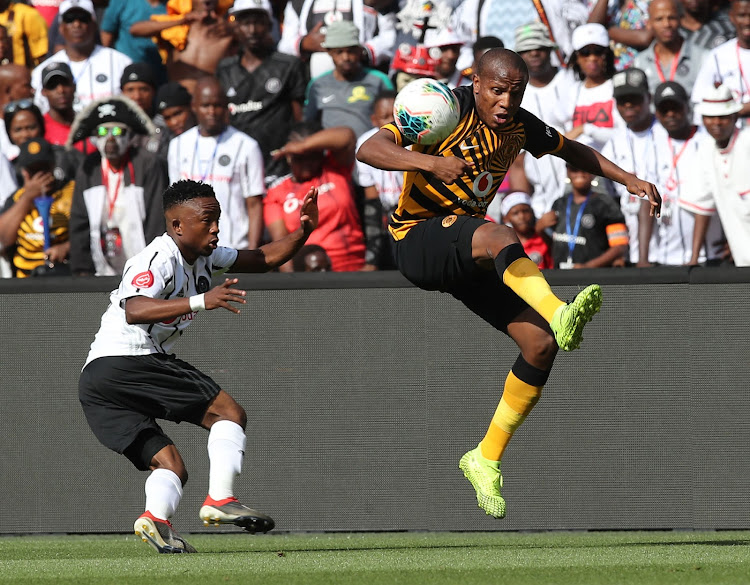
[479,370,543,462]
[502,257,565,323]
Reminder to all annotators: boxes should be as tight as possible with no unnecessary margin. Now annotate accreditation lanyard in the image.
[193,132,221,182]
[101,156,133,222]
[565,193,589,263]
[665,127,696,192]
[737,42,750,101]
[653,45,682,83]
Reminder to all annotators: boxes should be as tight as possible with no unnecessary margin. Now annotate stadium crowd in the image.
[0,0,748,277]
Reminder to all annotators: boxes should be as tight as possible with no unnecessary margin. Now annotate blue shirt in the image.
[101,0,167,81]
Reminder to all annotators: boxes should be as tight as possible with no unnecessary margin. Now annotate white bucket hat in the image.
[696,84,743,117]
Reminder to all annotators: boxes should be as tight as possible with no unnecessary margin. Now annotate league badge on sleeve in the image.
[132,271,155,288]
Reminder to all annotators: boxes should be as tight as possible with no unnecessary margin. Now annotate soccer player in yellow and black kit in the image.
[357,49,661,519]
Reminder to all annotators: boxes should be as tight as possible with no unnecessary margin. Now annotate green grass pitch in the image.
[1,531,749,585]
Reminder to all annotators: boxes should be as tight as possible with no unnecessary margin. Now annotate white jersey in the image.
[32,46,132,113]
[84,233,238,368]
[521,69,570,131]
[168,126,266,250]
[355,127,403,213]
[601,119,659,264]
[651,125,723,265]
[679,127,750,266]
[555,79,626,152]
[691,39,750,125]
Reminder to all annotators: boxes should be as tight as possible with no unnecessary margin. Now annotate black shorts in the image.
[79,354,221,470]
[393,215,530,333]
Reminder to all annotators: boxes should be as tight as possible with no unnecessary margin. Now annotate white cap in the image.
[229,0,273,16]
[571,23,608,52]
[424,28,463,49]
[59,0,96,19]
[696,84,743,117]
[501,192,533,217]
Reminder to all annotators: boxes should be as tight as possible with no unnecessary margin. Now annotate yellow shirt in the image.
[0,3,48,67]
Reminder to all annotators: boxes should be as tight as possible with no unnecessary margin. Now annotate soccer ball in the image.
[393,78,461,145]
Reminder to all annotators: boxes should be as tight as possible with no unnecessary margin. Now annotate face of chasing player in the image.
[473,64,527,131]
[169,197,221,263]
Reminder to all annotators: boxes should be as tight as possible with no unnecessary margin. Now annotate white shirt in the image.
[679,127,750,266]
[168,126,266,250]
[651,125,723,265]
[691,39,750,125]
[556,79,626,153]
[32,46,132,113]
[355,127,403,213]
[601,119,659,264]
[84,233,238,367]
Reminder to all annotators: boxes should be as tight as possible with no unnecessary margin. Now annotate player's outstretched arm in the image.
[230,187,320,273]
[556,137,662,217]
[124,279,248,323]
[356,128,472,184]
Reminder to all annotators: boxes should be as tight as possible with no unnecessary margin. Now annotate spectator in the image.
[129,0,236,96]
[100,0,167,85]
[4,98,79,184]
[32,0,132,113]
[217,0,307,187]
[556,23,625,153]
[424,28,464,88]
[0,0,49,67]
[633,0,707,93]
[264,123,365,272]
[456,35,504,86]
[40,61,93,155]
[355,89,399,270]
[601,68,658,266]
[500,191,553,269]
[513,22,568,220]
[292,243,332,271]
[691,0,750,126]
[546,164,629,268]
[680,0,735,50]
[67,95,167,276]
[154,80,195,159]
[389,43,438,92]
[168,76,265,250]
[120,62,164,154]
[642,80,724,264]
[0,63,34,158]
[304,21,393,139]
[680,85,750,266]
[278,0,396,79]
[0,138,72,277]
[587,0,653,71]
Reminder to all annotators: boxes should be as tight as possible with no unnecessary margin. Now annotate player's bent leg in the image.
[199,392,275,533]
[549,284,602,351]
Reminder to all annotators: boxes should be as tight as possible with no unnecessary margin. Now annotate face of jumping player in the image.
[473,64,527,130]
[172,197,221,260]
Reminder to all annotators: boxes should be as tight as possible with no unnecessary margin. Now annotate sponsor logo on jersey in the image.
[229,100,264,114]
[265,78,282,93]
[132,270,154,288]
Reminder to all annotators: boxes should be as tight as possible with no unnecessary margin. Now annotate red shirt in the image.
[264,159,365,272]
[523,233,553,269]
[44,113,94,154]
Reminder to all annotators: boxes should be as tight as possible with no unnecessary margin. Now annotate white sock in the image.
[144,468,183,521]
[207,420,246,501]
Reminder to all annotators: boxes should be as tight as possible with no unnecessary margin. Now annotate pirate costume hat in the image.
[66,95,156,148]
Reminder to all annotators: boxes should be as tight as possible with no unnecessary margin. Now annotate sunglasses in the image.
[62,11,93,24]
[578,46,608,58]
[96,126,126,137]
[4,98,34,115]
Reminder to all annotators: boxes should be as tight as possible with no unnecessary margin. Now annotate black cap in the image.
[67,95,155,145]
[120,62,156,89]
[612,68,649,99]
[41,62,73,88]
[155,81,191,112]
[653,81,690,107]
[15,138,54,170]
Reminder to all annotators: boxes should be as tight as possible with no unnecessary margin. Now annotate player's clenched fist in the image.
[205,278,247,314]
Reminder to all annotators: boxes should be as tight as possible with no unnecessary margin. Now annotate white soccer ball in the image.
[393,78,461,145]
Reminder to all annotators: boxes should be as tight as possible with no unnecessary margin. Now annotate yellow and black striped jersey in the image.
[2,181,74,277]
[383,85,564,241]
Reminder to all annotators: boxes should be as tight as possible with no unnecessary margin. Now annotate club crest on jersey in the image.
[197,276,210,293]
[132,270,154,288]
[473,171,494,198]
[442,215,457,227]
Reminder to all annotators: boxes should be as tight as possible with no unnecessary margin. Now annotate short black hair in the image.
[163,179,216,212]
[474,36,504,53]
[374,89,397,104]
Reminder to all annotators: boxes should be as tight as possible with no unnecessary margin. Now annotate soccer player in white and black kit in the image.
[78,179,319,554]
